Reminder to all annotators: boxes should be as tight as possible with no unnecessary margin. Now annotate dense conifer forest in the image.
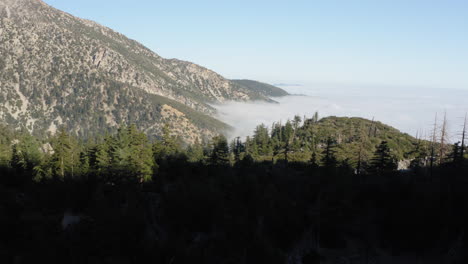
[1,115,468,263]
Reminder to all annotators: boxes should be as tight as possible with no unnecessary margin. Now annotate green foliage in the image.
[152,124,181,162]
[0,124,14,167]
[186,139,205,163]
[210,135,230,165]
[321,137,338,168]
[10,133,42,173]
[28,125,156,182]
[369,141,397,175]
[47,128,79,179]
[238,116,420,170]
[108,125,155,182]
[93,138,112,170]
[253,124,272,156]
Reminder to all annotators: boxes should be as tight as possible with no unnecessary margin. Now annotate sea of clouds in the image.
[214,83,468,142]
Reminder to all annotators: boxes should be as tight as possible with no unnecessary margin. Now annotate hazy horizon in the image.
[215,83,468,142]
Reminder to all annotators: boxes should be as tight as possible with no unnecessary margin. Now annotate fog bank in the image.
[214,84,468,141]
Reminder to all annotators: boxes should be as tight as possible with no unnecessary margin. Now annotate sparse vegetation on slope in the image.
[0,0,269,142]
[232,79,290,97]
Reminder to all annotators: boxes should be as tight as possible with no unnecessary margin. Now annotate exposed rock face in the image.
[398,159,412,171]
[0,0,268,142]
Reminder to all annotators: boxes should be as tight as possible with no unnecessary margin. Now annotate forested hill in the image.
[0,114,446,178]
[307,116,417,162]
[0,115,467,263]
[243,115,421,170]
[231,79,290,97]
[0,0,277,142]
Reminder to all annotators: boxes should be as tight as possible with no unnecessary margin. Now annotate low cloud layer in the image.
[214,84,468,142]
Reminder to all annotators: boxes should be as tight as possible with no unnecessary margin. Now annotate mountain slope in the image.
[308,116,418,162]
[0,0,270,142]
[232,79,289,97]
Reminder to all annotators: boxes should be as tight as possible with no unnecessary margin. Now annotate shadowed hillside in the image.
[0,116,467,263]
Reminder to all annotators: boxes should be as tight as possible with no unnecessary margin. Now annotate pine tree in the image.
[80,149,91,171]
[19,133,42,171]
[321,137,337,168]
[271,123,284,161]
[105,125,155,182]
[10,144,22,172]
[271,136,282,162]
[293,115,302,131]
[369,141,396,175]
[11,133,42,173]
[111,126,131,166]
[289,116,302,152]
[85,136,112,174]
[46,128,79,179]
[282,120,294,162]
[187,139,205,163]
[448,142,462,165]
[153,124,180,162]
[127,125,154,182]
[231,137,243,163]
[310,151,319,169]
[210,135,230,165]
[244,136,253,156]
[0,125,14,167]
[253,124,271,156]
[282,121,294,144]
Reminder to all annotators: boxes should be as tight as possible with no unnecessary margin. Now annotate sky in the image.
[43,0,468,90]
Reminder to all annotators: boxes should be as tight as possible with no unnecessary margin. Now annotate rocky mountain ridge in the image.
[0,0,287,142]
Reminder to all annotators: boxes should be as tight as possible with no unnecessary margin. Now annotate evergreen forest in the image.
[1,114,468,263]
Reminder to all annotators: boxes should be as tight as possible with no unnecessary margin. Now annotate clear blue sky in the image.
[43,0,468,89]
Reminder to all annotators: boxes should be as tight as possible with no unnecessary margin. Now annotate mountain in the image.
[0,0,275,143]
[231,80,289,97]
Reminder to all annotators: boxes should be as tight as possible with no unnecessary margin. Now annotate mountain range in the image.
[0,0,288,143]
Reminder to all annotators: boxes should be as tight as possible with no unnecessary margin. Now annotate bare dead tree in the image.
[439,112,449,164]
[430,113,438,178]
[461,113,467,160]
[368,117,375,137]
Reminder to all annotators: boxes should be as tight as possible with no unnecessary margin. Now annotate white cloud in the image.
[214,84,468,142]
